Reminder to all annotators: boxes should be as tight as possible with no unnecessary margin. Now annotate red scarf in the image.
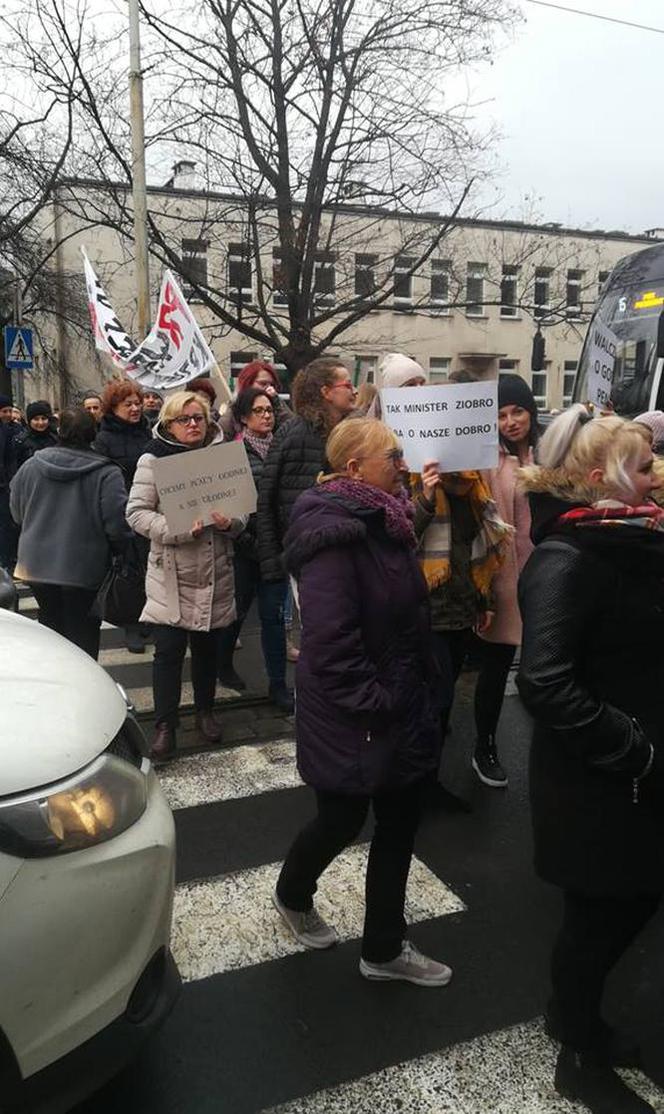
[557,502,664,533]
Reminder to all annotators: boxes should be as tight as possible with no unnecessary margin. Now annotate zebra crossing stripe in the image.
[258,1019,664,1113]
[171,843,465,982]
[157,740,300,810]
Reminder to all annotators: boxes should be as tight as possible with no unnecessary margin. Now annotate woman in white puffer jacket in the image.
[127,389,246,761]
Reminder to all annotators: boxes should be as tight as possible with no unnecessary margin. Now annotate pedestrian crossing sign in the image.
[4,326,34,370]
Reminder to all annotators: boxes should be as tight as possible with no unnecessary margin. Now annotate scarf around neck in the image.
[556,500,664,533]
[243,427,273,460]
[409,470,512,592]
[320,476,416,547]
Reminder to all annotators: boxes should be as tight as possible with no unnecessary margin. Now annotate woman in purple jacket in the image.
[272,418,452,987]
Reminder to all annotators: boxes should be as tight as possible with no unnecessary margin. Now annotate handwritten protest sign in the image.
[380,381,498,472]
[153,441,256,535]
[586,320,617,408]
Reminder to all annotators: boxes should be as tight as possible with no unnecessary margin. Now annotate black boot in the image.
[269,684,295,714]
[472,737,508,788]
[554,1046,654,1113]
[150,722,177,764]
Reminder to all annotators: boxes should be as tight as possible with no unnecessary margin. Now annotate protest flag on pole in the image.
[81,248,136,368]
[123,270,216,390]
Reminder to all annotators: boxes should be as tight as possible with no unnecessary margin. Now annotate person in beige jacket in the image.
[127,390,246,761]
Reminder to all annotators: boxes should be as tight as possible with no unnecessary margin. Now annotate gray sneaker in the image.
[359,941,453,987]
[272,890,339,950]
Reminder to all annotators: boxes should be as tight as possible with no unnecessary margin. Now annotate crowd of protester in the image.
[2,354,664,1114]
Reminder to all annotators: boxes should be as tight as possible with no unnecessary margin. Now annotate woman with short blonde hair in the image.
[517,404,664,1110]
[272,417,452,987]
[127,390,245,761]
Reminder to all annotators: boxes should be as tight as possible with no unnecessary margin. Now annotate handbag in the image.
[98,538,147,627]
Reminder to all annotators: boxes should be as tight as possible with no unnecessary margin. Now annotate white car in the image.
[0,608,180,1113]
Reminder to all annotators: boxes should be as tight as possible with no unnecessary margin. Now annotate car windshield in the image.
[575,285,663,415]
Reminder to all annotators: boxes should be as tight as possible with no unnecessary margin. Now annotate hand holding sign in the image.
[380,381,498,473]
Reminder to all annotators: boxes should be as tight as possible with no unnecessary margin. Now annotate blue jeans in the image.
[217,554,288,687]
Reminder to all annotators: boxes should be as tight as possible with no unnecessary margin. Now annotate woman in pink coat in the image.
[473,374,539,789]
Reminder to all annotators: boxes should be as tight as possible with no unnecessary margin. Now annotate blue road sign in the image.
[4,326,34,371]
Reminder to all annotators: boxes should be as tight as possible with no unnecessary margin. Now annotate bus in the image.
[573,242,664,416]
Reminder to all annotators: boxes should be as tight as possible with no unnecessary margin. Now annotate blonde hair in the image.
[538,403,651,501]
[323,417,400,476]
[159,390,211,428]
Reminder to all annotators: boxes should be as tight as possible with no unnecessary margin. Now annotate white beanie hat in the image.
[378,352,428,389]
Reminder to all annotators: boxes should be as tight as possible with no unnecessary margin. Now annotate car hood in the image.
[0,610,127,797]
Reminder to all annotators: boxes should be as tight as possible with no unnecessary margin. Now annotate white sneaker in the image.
[359,941,453,987]
[272,890,338,949]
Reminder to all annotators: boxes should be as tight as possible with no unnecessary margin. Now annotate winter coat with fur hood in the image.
[126,422,245,631]
[517,464,664,897]
[283,485,441,794]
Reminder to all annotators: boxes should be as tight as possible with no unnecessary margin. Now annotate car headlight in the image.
[0,754,148,858]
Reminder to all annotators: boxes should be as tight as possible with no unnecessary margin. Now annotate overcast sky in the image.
[471,0,663,234]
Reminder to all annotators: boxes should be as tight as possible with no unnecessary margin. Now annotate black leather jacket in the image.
[517,490,664,896]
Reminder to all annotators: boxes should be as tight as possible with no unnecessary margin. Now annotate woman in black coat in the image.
[517,404,664,1114]
[94,378,153,653]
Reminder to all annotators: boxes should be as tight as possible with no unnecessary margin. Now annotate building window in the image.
[430,260,450,309]
[563,359,578,406]
[355,254,377,298]
[531,369,548,408]
[229,349,256,383]
[272,248,288,307]
[313,252,336,305]
[228,242,252,305]
[500,265,519,318]
[598,270,610,296]
[180,238,208,300]
[356,355,377,383]
[499,359,519,372]
[394,255,415,302]
[429,357,450,383]
[466,263,487,316]
[533,268,551,320]
[566,269,584,318]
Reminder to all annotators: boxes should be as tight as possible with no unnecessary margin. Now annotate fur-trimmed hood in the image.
[283,486,381,575]
[518,464,595,546]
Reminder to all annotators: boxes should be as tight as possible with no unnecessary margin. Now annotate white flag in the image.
[124,271,216,390]
[81,248,136,368]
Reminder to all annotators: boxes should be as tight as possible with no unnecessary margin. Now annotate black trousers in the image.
[549,889,660,1050]
[431,628,473,746]
[31,583,101,659]
[153,624,219,726]
[474,640,517,744]
[0,488,17,572]
[276,779,425,963]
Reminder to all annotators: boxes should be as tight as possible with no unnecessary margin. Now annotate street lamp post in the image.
[128,0,151,338]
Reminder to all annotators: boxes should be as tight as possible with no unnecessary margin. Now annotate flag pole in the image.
[128,0,151,338]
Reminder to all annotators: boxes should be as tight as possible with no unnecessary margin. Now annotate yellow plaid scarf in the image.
[410,471,512,593]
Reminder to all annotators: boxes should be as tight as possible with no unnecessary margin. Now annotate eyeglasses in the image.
[172,414,206,427]
[334,380,356,391]
[251,406,274,416]
[386,448,405,466]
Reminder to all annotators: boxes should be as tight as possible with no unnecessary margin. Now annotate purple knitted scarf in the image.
[322,477,416,547]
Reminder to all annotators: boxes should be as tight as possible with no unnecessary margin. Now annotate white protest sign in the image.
[586,320,617,408]
[380,381,499,473]
[153,440,256,536]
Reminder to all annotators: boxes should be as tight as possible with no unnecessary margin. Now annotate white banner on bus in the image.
[124,271,216,390]
[380,381,499,473]
[81,248,136,368]
[586,320,617,408]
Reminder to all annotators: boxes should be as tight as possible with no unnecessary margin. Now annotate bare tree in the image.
[10,0,516,378]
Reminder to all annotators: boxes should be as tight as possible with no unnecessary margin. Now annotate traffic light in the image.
[531,328,545,372]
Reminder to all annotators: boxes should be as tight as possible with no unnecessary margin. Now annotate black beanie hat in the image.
[0,395,12,410]
[26,400,53,422]
[497,373,537,414]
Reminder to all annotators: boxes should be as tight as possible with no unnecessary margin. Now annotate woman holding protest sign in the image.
[127,390,246,761]
[216,386,292,711]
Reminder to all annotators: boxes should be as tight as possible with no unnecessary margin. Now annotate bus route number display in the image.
[586,321,617,408]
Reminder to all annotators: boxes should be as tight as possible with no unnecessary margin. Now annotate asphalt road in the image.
[70,666,664,1114]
